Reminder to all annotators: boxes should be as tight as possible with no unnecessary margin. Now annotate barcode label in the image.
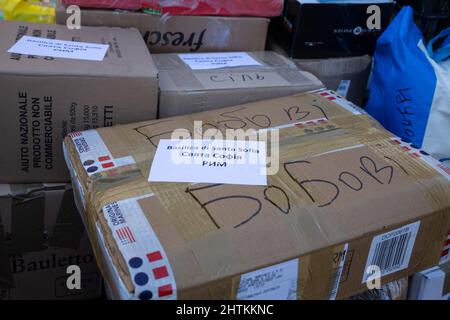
[362,221,420,283]
[329,243,348,300]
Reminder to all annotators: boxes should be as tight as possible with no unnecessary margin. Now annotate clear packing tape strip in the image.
[63,90,450,299]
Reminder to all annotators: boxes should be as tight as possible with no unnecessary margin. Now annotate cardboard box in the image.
[63,90,450,299]
[408,261,450,300]
[294,56,372,107]
[56,3,269,53]
[0,184,103,299]
[268,37,372,106]
[0,21,159,183]
[154,51,323,117]
[272,0,395,58]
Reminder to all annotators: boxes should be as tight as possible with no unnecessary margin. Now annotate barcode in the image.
[362,221,420,283]
[370,233,411,273]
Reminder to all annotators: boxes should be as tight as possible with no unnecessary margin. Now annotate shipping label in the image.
[148,139,267,186]
[178,52,262,70]
[8,36,109,61]
[237,259,298,300]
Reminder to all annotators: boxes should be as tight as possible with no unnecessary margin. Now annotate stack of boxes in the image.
[0,0,449,300]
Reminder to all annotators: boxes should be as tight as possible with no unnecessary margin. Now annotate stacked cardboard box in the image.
[153,51,323,117]
[0,184,102,299]
[0,21,159,182]
[0,20,161,299]
[55,2,270,53]
[63,90,450,299]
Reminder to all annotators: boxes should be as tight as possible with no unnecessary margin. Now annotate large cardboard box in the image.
[63,90,450,299]
[272,0,395,58]
[154,51,323,117]
[0,184,102,300]
[408,261,450,300]
[0,21,159,183]
[56,3,269,53]
[268,37,372,106]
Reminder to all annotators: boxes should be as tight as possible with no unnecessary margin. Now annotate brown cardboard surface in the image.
[0,21,159,183]
[56,3,269,53]
[63,91,450,299]
[0,184,102,299]
[154,51,324,117]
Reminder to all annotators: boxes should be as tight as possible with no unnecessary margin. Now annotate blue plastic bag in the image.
[366,6,450,163]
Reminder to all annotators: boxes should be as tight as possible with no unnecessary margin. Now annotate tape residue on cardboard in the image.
[102,194,177,300]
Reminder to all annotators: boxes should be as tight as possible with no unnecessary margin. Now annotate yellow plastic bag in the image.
[0,0,55,23]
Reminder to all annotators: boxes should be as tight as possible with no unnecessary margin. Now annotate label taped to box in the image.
[149,139,267,186]
[8,36,109,61]
[178,52,262,70]
[102,194,177,300]
[362,221,420,283]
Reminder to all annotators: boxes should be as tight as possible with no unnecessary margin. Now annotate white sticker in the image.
[237,259,298,300]
[336,80,351,98]
[69,130,135,176]
[362,221,420,283]
[8,36,109,61]
[329,243,349,300]
[103,195,177,300]
[149,139,267,186]
[178,52,262,70]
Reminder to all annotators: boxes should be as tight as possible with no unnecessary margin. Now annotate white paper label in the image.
[149,139,267,186]
[8,36,109,61]
[178,52,262,70]
[362,221,420,283]
[237,259,299,300]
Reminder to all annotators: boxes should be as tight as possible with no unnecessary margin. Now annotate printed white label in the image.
[237,259,298,300]
[8,36,109,61]
[149,139,267,186]
[336,80,351,98]
[362,221,420,283]
[69,130,135,176]
[103,195,177,300]
[329,243,349,300]
[178,52,262,70]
